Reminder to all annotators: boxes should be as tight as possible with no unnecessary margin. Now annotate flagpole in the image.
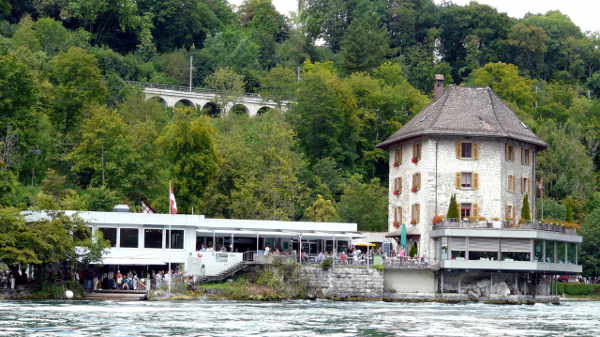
[168,182,172,298]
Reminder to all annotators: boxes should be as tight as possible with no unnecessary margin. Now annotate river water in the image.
[0,299,598,336]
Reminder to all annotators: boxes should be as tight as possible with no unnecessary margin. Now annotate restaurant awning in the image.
[195,228,363,239]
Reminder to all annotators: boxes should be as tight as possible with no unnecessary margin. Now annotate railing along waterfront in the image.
[433,219,577,235]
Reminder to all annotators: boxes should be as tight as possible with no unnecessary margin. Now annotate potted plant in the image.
[393,190,400,196]
[411,186,418,193]
[432,215,444,225]
[410,219,417,225]
[490,217,502,228]
[393,221,400,229]
[411,157,418,164]
[393,161,400,168]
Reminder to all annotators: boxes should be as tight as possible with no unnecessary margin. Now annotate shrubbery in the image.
[556,282,600,296]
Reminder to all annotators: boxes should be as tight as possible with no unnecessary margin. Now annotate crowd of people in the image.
[77,269,185,291]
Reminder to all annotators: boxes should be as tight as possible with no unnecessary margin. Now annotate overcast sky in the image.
[228,0,600,33]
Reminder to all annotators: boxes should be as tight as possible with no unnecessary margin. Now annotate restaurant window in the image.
[567,243,577,264]
[99,228,117,247]
[167,229,184,249]
[460,203,472,218]
[469,251,498,261]
[557,241,567,264]
[534,240,544,262]
[451,250,465,259]
[545,240,555,263]
[144,229,163,249]
[120,228,138,248]
[501,252,530,262]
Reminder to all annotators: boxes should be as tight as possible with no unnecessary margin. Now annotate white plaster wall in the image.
[388,137,538,260]
[383,269,436,293]
[501,141,536,223]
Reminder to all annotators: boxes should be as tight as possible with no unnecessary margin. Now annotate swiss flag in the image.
[169,183,177,214]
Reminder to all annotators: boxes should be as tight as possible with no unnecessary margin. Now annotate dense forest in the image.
[0,1,599,272]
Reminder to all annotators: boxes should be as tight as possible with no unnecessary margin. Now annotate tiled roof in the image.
[377,85,547,149]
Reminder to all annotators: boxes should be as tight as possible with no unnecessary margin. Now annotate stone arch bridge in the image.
[127,81,288,116]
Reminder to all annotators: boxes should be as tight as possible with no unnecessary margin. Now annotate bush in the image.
[321,257,333,271]
[31,280,85,299]
[556,282,600,296]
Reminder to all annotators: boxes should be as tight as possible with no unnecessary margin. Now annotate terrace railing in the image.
[433,219,577,235]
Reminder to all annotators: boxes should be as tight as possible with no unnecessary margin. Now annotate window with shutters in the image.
[507,175,515,192]
[460,203,472,218]
[394,207,402,223]
[505,205,514,219]
[393,146,402,167]
[505,144,514,161]
[521,177,529,194]
[461,172,472,188]
[522,148,530,166]
[393,177,402,195]
[411,173,421,192]
[411,203,420,225]
[412,143,421,163]
[461,142,472,158]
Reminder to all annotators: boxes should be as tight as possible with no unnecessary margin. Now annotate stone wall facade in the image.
[388,136,539,260]
[300,266,384,299]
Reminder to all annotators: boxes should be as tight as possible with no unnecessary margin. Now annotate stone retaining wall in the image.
[300,265,384,299]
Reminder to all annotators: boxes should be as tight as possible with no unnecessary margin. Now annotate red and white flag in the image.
[169,183,177,214]
[141,201,155,214]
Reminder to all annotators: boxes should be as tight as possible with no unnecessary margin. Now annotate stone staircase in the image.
[198,262,249,283]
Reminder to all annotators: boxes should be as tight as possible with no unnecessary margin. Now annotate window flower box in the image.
[393,162,399,168]
[411,186,418,193]
[411,157,418,164]
[393,221,400,229]
[393,190,400,196]
[410,219,417,225]
[432,215,444,225]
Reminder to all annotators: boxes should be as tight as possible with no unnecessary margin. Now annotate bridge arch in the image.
[230,104,249,115]
[147,95,168,107]
[201,102,221,118]
[175,99,195,108]
[257,106,273,116]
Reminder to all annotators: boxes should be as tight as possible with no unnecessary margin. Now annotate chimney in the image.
[433,74,445,100]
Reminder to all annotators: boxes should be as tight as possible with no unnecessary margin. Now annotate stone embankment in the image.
[301,265,384,300]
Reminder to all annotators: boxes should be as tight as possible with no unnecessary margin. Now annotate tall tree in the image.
[205,67,245,114]
[337,174,387,231]
[157,109,220,213]
[340,14,390,74]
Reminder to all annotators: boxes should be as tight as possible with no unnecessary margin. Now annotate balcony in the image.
[433,219,578,236]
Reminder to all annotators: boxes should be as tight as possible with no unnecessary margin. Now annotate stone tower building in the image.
[377,84,548,260]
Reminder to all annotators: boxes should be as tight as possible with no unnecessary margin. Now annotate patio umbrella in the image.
[400,223,407,250]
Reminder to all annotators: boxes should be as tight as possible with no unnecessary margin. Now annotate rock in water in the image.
[65,290,74,299]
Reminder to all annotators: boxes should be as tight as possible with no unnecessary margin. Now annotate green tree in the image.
[304,194,338,222]
[506,23,548,77]
[205,67,246,114]
[470,62,535,113]
[48,47,107,135]
[259,65,297,106]
[340,14,390,74]
[203,111,306,220]
[447,194,459,219]
[580,208,600,276]
[157,109,220,213]
[521,194,531,222]
[291,64,360,169]
[337,174,387,231]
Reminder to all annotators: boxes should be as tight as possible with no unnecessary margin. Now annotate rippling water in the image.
[0,299,598,336]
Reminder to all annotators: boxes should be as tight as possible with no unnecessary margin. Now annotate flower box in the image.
[393,162,399,167]
[411,157,418,164]
[393,221,400,229]
[411,186,418,193]
[410,219,417,225]
[432,215,444,225]
[393,190,400,196]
